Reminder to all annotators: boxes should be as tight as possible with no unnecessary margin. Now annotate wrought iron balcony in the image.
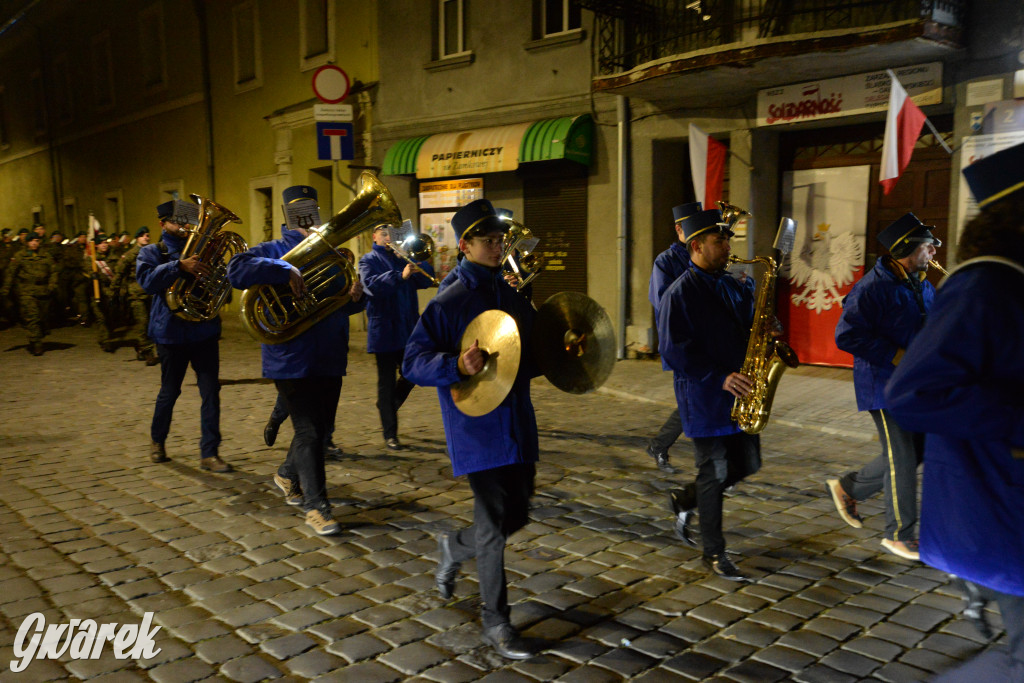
[581,0,966,76]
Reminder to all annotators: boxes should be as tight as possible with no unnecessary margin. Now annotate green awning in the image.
[381,114,593,178]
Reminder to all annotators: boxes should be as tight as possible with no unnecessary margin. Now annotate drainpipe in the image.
[616,96,630,360]
[193,0,215,195]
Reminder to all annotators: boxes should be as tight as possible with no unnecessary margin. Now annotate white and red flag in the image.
[689,123,728,207]
[86,213,101,258]
[879,69,927,195]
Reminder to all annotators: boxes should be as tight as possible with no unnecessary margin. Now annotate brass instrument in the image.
[240,171,401,344]
[451,310,522,416]
[392,232,440,285]
[165,195,248,322]
[717,200,751,230]
[533,292,615,394]
[500,218,544,291]
[728,217,800,434]
[928,259,949,276]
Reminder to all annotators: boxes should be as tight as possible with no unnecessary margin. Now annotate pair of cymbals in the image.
[451,292,616,416]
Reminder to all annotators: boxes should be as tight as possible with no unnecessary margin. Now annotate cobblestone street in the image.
[0,318,1005,682]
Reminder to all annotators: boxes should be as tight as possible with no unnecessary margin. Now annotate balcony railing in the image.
[580,0,966,75]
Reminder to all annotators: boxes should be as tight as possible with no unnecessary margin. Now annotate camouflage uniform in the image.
[0,239,14,322]
[1,245,58,353]
[83,248,116,349]
[43,238,68,324]
[113,243,156,362]
[68,241,91,321]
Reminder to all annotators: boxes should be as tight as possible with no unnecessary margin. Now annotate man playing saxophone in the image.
[659,209,760,582]
[828,213,938,561]
[137,199,230,472]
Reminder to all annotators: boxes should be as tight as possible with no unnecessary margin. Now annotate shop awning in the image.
[382,114,593,178]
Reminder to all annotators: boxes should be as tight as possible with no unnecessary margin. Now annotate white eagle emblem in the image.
[786,222,862,313]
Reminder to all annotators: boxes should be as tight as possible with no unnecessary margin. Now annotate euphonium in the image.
[240,172,400,344]
[717,200,751,230]
[728,219,800,434]
[165,195,248,322]
[500,218,544,291]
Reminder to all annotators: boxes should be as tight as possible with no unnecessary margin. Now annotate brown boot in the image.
[200,456,231,473]
[150,441,169,463]
[143,350,159,366]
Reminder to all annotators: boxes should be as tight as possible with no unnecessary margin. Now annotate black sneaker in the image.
[702,554,752,582]
[435,532,461,599]
[646,444,678,473]
[264,420,281,447]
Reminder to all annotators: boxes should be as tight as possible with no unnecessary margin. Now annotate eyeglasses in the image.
[472,237,503,249]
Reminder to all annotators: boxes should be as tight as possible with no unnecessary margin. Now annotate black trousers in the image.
[692,432,761,558]
[268,390,338,446]
[275,376,342,512]
[374,350,415,440]
[934,587,1024,682]
[840,408,923,542]
[446,462,535,628]
[648,408,683,455]
[151,339,221,459]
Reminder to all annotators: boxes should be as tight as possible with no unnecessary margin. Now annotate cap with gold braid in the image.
[962,141,1024,209]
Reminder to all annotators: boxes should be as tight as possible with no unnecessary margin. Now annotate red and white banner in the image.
[689,124,727,207]
[86,214,101,258]
[879,70,927,195]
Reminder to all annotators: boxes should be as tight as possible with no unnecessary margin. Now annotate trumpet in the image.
[391,232,439,285]
[928,259,949,276]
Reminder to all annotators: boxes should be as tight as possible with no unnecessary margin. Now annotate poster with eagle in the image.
[778,166,870,368]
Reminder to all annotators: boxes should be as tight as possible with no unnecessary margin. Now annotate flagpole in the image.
[87,212,100,302]
[886,69,952,156]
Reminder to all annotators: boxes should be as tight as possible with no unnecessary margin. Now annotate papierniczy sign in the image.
[756,63,943,127]
[10,612,161,673]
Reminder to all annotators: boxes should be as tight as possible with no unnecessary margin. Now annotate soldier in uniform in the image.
[68,231,91,324]
[1,233,59,355]
[44,231,67,325]
[114,227,158,364]
[0,229,13,325]
[84,237,118,352]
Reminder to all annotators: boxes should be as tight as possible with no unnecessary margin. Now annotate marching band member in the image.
[359,221,435,451]
[137,200,230,471]
[227,185,365,536]
[828,213,938,560]
[646,202,702,474]
[403,199,539,660]
[660,209,759,582]
[887,143,1024,680]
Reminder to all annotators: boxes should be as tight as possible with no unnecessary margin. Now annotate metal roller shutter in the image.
[523,176,588,304]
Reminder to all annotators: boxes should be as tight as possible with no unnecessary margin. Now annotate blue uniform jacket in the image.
[650,241,691,370]
[136,231,221,345]
[835,256,935,411]
[226,228,366,379]
[658,265,754,438]
[402,259,540,477]
[358,243,434,354]
[437,264,459,294]
[885,261,1024,596]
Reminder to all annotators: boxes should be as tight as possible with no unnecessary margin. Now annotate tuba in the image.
[728,217,800,434]
[240,172,400,344]
[165,195,248,322]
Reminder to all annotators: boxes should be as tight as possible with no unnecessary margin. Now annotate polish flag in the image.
[689,124,728,207]
[879,70,927,195]
[87,213,101,258]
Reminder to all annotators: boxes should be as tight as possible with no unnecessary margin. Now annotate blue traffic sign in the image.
[316,122,354,161]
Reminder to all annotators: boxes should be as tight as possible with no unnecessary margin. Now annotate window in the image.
[52,55,74,124]
[439,0,466,58]
[139,3,168,91]
[232,1,263,92]
[91,32,115,110]
[541,0,581,36]
[63,198,77,234]
[299,0,334,70]
[30,71,46,136]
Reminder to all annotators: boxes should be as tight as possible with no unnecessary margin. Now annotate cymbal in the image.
[451,310,522,417]
[533,292,615,394]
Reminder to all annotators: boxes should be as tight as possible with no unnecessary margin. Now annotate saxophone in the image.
[728,252,800,434]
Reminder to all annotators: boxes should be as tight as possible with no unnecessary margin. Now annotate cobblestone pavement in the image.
[0,319,1005,682]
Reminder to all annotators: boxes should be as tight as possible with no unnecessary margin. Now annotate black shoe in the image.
[385,437,404,451]
[324,442,344,461]
[702,554,752,582]
[674,510,699,548]
[951,575,994,640]
[647,444,677,473]
[481,623,534,660]
[264,420,280,447]
[435,532,461,599]
[668,486,699,547]
[101,342,116,353]
[29,342,43,356]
